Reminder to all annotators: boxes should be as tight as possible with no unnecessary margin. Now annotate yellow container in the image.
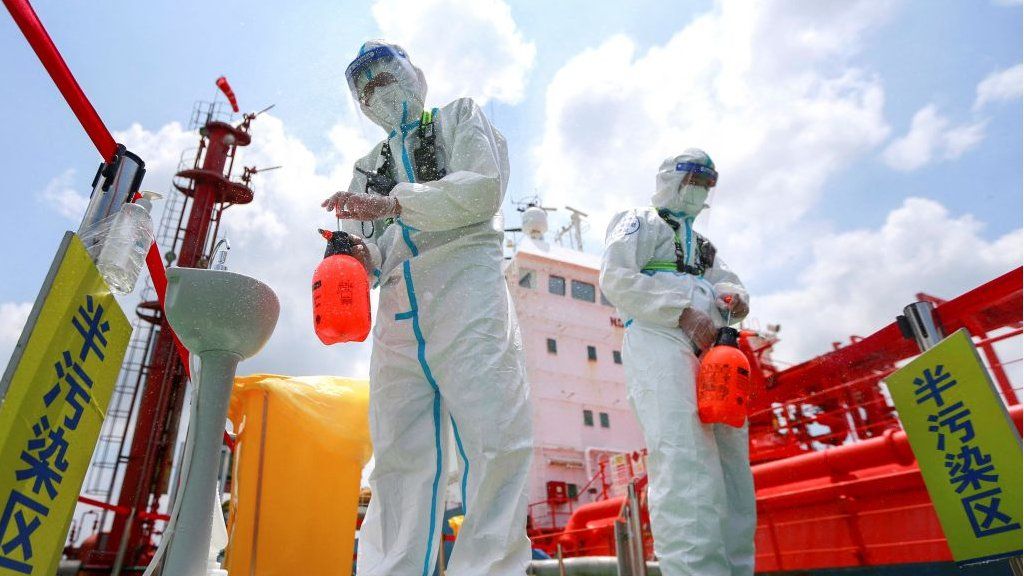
[224,374,372,576]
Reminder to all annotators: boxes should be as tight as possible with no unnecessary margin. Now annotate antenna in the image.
[239,104,276,133]
[241,165,282,187]
[513,194,556,213]
[554,205,589,251]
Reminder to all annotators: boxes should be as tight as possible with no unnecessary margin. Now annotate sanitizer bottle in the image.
[97,191,161,295]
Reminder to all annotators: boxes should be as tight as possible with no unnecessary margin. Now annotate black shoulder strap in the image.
[656,209,715,276]
[414,108,446,182]
[695,232,716,271]
[374,142,395,191]
[371,110,446,191]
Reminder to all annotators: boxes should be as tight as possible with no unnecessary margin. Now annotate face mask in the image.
[659,183,709,216]
[679,184,709,215]
[366,83,422,131]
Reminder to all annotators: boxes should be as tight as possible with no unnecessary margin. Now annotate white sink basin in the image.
[161,267,280,576]
[165,267,279,358]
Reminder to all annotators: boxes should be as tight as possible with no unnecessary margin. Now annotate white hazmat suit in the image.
[335,41,533,576]
[599,150,755,576]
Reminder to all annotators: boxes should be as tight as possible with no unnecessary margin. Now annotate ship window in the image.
[600,291,614,307]
[547,338,558,354]
[549,275,566,295]
[583,409,594,427]
[600,412,610,428]
[518,268,536,289]
[567,483,579,499]
[571,280,596,302]
[587,346,597,361]
[613,350,622,364]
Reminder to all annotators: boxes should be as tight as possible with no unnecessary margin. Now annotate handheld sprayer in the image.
[696,295,751,427]
[312,227,371,344]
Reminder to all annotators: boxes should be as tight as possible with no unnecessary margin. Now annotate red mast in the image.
[77,97,259,573]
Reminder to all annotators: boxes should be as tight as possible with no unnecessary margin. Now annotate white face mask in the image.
[366,82,423,131]
[659,184,709,216]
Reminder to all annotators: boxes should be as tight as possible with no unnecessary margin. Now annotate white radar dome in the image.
[522,207,548,239]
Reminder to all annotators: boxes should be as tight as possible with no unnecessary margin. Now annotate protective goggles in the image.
[345,45,416,107]
[675,161,718,187]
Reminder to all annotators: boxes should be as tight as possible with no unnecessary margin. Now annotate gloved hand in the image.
[714,283,750,319]
[678,307,716,353]
[322,191,401,221]
[347,235,374,274]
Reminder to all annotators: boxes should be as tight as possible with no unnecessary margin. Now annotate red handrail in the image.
[2,0,235,455]
[3,0,117,161]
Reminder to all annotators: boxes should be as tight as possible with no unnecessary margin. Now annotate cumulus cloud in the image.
[974,63,1023,110]
[882,105,986,171]
[533,0,893,278]
[0,301,32,369]
[756,197,1023,363]
[41,169,89,222]
[105,116,375,378]
[370,0,535,105]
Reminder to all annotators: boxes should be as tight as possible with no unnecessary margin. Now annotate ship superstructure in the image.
[503,207,646,531]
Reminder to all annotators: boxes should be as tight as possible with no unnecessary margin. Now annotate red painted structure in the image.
[72,112,259,573]
[534,268,1023,571]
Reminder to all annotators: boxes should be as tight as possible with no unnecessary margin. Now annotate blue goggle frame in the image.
[345,45,407,85]
[675,161,718,185]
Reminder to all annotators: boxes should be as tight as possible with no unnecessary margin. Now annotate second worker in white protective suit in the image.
[599,149,755,576]
[322,41,533,576]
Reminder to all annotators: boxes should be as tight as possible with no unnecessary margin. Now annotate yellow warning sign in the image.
[885,328,1022,565]
[0,232,131,575]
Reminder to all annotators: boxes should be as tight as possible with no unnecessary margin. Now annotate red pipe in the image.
[561,498,624,531]
[3,0,117,161]
[77,495,170,522]
[4,0,233,452]
[754,404,1022,490]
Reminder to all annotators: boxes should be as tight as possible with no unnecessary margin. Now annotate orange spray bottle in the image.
[312,229,371,344]
[697,298,751,427]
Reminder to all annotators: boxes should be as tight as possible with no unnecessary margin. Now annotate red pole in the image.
[1,0,235,450]
[2,0,193,379]
[3,0,117,162]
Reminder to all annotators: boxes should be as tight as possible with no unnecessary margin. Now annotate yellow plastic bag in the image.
[224,374,372,576]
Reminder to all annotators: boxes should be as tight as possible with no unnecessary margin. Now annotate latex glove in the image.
[678,307,716,353]
[714,283,750,319]
[347,235,374,274]
[322,191,400,221]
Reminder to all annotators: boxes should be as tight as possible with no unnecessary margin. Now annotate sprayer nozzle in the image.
[319,229,333,241]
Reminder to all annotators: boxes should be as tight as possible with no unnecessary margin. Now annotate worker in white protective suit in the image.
[321,41,533,576]
[599,149,755,576]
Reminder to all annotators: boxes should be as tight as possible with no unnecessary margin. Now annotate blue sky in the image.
[1,0,1021,373]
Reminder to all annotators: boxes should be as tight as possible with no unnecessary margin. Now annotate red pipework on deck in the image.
[538,269,1023,571]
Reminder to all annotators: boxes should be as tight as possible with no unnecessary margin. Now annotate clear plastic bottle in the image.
[97,191,161,294]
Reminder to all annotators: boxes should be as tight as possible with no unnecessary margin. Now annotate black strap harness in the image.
[655,208,716,276]
[366,108,446,195]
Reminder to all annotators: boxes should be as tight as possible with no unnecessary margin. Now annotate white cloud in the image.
[370,0,536,105]
[533,0,893,278]
[882,105,986,171]
[0,302,32,369]
[942,119,987,158]
[974,63,1023,110]
[100,116,375,379]
[756,197,1023,364]
[41,169,89,222]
